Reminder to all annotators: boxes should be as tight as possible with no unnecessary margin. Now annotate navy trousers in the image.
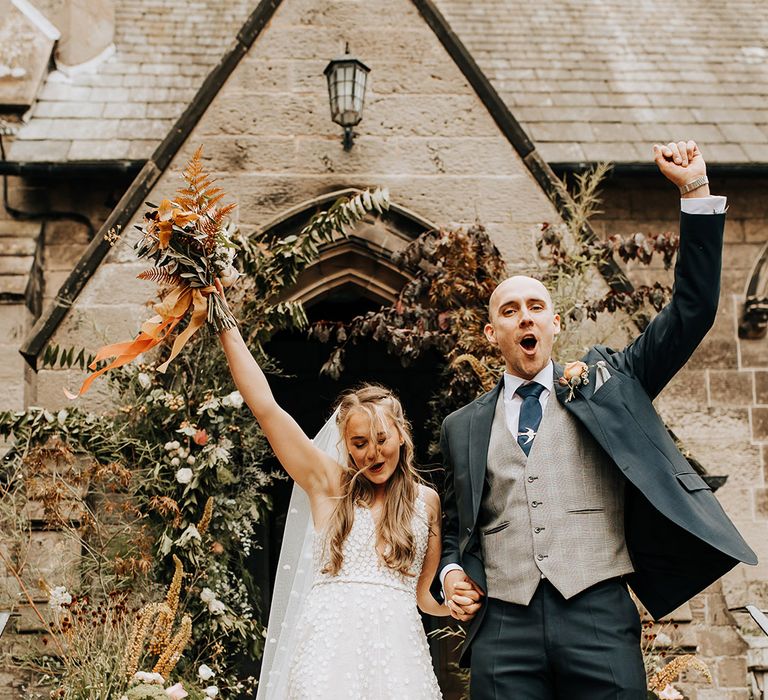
[469,578,647,700]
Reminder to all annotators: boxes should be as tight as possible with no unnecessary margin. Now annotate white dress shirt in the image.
[439,195,727,597]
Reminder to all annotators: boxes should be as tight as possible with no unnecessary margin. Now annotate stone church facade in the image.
[1,0,767,697]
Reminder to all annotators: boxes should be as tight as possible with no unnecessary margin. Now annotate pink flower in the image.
[657,684,683,700]
[165,682,188,699]
[193,429,209,446]
[563,360,588,382]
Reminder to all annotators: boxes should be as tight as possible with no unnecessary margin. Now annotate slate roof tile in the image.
[9,0,252,162]
[435,0,768,163]
[8,0,768,165]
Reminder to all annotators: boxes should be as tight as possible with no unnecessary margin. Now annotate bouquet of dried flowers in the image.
[70,147,239,396]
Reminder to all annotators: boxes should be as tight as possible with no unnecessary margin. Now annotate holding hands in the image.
[444,569,484,621]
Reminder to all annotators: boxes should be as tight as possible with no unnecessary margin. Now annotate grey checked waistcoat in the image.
[480,391,634,605]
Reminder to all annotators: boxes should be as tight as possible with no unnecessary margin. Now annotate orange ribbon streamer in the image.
[67,285,215,398]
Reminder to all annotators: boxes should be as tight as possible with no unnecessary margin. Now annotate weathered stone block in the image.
[755,488,768,519]
[755,371,768,404]
[33,367,115,413]
[695,626,748,656]
[739,333,768,369]
[690,338,738,369]
[0,303,30,343]
[220,59,293,94]
[753,407,768,442]
[696,690,749,700]
[708,369,754,406]
[77,263,150,306]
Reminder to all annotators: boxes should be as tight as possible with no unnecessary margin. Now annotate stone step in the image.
[0,220,41,238]
[0,237,37,256]
[0,275,28,297]
[0,256,33,276]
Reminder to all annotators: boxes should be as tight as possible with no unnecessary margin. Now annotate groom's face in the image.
[484,276,560,380]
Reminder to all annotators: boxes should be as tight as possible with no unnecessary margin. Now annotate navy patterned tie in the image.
[515,382,545,456]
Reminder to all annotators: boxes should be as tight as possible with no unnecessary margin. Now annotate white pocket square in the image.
[594,361,612,392]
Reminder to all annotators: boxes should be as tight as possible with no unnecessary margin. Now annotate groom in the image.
[438,141,757,699]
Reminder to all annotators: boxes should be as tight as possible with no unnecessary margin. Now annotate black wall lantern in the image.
[324,44,370,150]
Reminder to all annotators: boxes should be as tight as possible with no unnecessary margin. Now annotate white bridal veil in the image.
[256,409,344,699]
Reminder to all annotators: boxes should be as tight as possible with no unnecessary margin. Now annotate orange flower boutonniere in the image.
[559,360,590,402]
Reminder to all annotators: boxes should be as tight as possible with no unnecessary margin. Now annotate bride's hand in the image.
[214,277,227,303]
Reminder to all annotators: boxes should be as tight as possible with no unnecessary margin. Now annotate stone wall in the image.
[591,171,768,699]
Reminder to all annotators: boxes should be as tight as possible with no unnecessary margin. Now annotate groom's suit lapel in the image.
[468,379,503,523]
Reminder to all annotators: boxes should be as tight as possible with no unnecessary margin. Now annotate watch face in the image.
[747,604,768,636]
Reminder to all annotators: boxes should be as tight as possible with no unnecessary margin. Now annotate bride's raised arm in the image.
[217,310,340,498]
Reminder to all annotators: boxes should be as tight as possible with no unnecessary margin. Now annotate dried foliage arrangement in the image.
[1,178,391,697]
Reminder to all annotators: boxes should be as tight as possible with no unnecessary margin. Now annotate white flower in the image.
[176,524,201,547]
[170,457,181,467]
[132,671,165,685]
[177,447,188,459]
[198,664,215,681]
[137,373,152,389]
[186,455,196,465]
[198,397,220,413]
[204,686,219,698]
[170,440,181,450]
[208,599,226,615]
[175,467,193,484]
[48,586,72,612]
[165,682,188,699]
[658,685,684,700]
[206,437,233,465]
[654,631,673,648]
[164,441,175,451]
[221,391,243,409]
[200,587,216,604]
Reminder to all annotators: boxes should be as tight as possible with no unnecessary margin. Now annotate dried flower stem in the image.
[152,614,192,678]
[125,601,169,678]
[197,497,213,535]
[649,654,712,691]
[149,555,183,655]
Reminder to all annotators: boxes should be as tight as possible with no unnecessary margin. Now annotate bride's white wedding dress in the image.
[285,486,443,699]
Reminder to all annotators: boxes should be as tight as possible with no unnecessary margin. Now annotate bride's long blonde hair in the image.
[322,384,422,577]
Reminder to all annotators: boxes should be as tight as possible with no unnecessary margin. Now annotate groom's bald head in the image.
[488,276,554,321]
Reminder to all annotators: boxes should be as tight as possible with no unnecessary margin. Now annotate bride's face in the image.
[345,410,403,486]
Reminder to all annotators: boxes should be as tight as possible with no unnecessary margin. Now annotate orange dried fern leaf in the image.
[137,268,181,286]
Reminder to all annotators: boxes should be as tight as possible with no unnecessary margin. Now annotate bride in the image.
[216,292,477,699]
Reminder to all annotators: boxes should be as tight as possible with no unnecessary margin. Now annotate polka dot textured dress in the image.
[286,487,443,699]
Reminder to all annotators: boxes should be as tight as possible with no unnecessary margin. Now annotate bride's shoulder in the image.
[417,483,441,519]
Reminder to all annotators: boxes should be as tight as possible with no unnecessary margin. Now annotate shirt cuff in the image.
[439,563,464,600]
[680,195,727,215]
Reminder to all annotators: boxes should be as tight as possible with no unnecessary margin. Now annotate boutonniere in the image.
[558,361,589,402]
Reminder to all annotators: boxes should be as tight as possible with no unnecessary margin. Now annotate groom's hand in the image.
[653,140,710,197]
[445,570,483,621]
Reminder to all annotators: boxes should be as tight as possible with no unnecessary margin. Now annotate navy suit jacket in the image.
[438,212,757,663]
